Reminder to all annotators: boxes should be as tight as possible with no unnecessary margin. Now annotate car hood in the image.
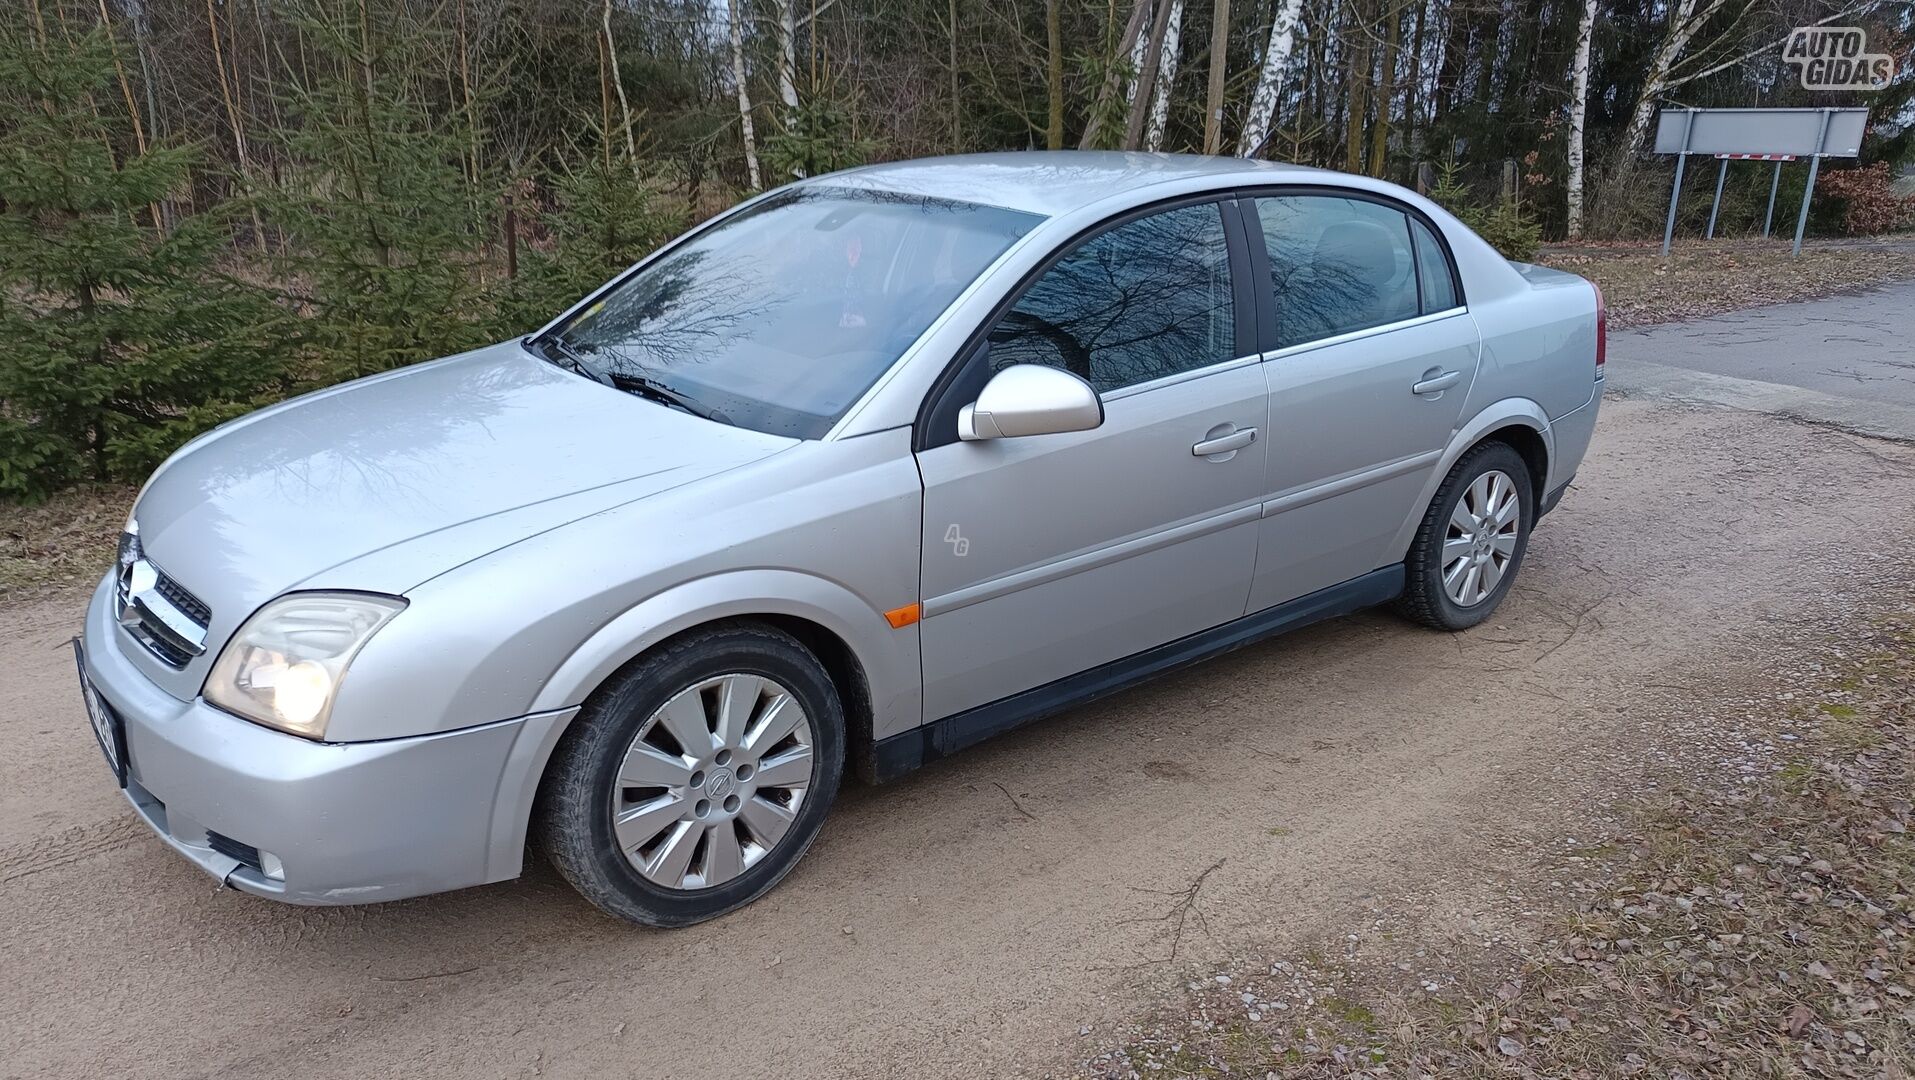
[134,341,795,628]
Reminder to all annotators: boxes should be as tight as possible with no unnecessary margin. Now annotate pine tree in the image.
[489,156,682,337]
[256,1,487,384]
[763,97,877,182]
[0,26,285,499]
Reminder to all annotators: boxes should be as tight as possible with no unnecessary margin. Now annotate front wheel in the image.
[1397,441,1534,631]
[535,623,845,927]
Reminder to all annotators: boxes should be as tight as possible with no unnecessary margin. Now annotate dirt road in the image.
[7,383,1915,1078]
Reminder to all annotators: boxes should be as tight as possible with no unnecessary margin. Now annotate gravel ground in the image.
[1070,591,1915,1078]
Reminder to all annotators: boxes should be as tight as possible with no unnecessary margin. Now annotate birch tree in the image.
[1235,0,1305,156]
[1123,0,1176,148]
[1564,0,1596,238]
[773,0,801,119]
[726,0,761,189]
[1080,0,1151,148]
[601,0,638,168]
[1614,0,1720,164]
[1144,0,1184,151]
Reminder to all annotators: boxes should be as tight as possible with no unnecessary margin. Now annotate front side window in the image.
[1254,195,1420,349]
[550,187,1040,438]
[985,202,1235,394]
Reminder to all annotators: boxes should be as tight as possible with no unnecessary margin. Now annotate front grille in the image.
[205,831,263,872]
[115,549,212,670]
[153,575,211,626]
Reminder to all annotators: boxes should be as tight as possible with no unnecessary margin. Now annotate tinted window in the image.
[1254,196,1419,349]
[554,187,1039,438]
[1410,218,1459,312]
[986,202,1235,394]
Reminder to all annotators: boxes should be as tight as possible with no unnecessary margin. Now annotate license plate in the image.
[72,639,127,788]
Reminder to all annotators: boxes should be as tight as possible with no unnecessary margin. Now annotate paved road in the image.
[7,288,1915,1079]
[1607,278,1915,441]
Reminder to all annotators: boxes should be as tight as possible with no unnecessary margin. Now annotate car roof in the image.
[812,151,1329,218]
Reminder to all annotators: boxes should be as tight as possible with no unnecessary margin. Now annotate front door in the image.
[1241,192,1483,611]
[914,200,1268,721]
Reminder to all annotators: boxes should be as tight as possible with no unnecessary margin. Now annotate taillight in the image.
[1592,282,1607,378]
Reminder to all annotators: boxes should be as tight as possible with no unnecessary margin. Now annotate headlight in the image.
[204,593,406,739]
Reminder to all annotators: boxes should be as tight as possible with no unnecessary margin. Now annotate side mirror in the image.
[957,364,1103,441]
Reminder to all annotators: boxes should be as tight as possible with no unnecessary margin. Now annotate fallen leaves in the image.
[1536,238,1915,330]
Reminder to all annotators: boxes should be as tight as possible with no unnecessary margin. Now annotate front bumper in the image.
[81,576,576,905]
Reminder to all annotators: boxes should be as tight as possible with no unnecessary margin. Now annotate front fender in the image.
[1385,398,1555,559]
[528,569,922,741]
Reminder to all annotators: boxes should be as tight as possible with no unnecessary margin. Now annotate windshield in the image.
[547,186,1041,438]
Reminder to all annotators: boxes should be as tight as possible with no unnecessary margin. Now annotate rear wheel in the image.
[536,623,844,927]
[1398,441,1534,631]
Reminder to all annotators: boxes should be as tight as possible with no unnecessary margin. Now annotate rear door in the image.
[913,199,1268,721]
[1241,192,1481,611]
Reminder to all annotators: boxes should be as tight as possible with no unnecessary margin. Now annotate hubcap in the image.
[1442,469,1521,608]
[609,674,814,891]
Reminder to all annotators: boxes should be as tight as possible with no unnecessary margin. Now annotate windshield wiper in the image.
[532,334,614,387]
[609,371,727,424]
[531,335,726,424]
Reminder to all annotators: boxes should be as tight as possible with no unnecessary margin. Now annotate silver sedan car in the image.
[78,152,1603,925]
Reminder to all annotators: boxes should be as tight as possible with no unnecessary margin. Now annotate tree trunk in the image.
[1342,1,1370,174]
[95,0,160,230]
[1201,0,1230,154]
[1144,0,1184,151]
[1368,0,1401,178]
[727,0,762,189]
[1401,0,1425,159]
[1565,0,1597,238]
[1123,0,1176,149]
[1081,0,1150,148]
[1046,0,1065,149]
[602,0,639,168]
[949,0,960,146]
[774,0,801,120]
[1616,0,1716,167]
[1234,0,1305,156]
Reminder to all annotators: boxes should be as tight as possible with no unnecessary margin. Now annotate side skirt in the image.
[863,564,1406,783]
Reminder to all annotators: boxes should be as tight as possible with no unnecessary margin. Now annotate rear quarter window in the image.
[1410,218,1460,313]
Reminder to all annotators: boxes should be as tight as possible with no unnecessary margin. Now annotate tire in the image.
[535,622,845,927]
[1397,440,1535,631]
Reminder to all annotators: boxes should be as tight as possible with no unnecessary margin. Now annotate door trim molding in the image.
[920,503,1262,618]
[865,564,1406,783]
[1258,450,1442,519]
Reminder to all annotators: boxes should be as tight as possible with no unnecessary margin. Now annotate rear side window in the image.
[986,201,1235,394]
[1410,218,1460,312]
[1253,195,1419,349]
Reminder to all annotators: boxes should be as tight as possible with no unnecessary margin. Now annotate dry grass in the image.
[0,485,132,602]
[1079,616,1915,1079]
[1537,238,1915,330]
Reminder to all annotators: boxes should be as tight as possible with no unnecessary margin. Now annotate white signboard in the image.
[1653,107,1867,158]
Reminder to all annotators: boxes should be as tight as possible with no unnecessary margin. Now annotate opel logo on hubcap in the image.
[707,769,736,799]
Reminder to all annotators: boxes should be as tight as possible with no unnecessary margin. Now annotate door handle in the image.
[1412,369,1462,395]
[1192,427,1257,457]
